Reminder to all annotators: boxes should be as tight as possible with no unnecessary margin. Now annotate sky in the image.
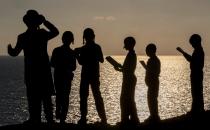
[0,0,210,56]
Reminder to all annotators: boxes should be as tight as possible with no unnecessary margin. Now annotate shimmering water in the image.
[0,56,209,126]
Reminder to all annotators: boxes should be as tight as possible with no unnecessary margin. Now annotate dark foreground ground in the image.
[1,110,210,130]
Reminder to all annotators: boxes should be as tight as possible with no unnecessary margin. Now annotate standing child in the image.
[51,31,76,123]
[114,36,140,125]
[75,28,107,125]
[177,34,205,116]
[140,43,161,123]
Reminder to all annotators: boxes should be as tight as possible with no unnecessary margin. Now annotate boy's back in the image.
[51,45,76,73]
[79,42,104,78]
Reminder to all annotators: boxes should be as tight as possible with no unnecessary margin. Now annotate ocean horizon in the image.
[0,56,209,126]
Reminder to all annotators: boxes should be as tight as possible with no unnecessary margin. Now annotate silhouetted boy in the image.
[7,10,59,124]
[114,37,140,125]
[177,34,205,116]
[140,43,161,123]
[75,28,107,125]
[51,31,76,123]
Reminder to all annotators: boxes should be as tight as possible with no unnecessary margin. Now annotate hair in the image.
[83,28,95,44]
[146,43,156,54]
[124,36,136,48]
[62,31,74,44]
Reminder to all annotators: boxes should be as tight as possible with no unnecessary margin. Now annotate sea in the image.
[0,56,209,126]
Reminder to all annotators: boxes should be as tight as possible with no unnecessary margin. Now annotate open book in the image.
[105,56,122,68]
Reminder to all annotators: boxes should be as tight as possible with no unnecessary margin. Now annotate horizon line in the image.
[0,54,184,57]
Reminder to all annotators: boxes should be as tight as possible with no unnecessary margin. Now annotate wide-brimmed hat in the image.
[23,10,43,26]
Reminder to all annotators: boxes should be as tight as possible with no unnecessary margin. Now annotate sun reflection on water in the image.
[65,56,210,124]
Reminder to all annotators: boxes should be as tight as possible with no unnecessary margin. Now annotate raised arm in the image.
[176,47,192,62]
[43,19,59,40]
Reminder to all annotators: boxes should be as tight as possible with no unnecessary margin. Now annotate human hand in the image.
[8,44,12,49]
[39,15,46,23]
[7,44,13,55]
[114,66,121,71]
[114,66,119,71]
[176,47,184,53]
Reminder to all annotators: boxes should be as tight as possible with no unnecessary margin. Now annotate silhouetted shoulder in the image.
[93,43,102,53]
[52,46,61,53]
[95,43,101,48]
[84,42,102,50]
[17,32,29,40]
[18,32,26,37]
[129,50,137,58]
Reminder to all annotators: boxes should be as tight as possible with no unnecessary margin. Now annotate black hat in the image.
[23,10,44,26]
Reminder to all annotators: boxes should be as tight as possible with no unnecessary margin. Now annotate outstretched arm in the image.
[106,56,122,72]
[176,47,192,62]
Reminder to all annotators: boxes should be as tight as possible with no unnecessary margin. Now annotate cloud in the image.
[94,16,105,20]
[105,16,116,21]
[93,16,116,21]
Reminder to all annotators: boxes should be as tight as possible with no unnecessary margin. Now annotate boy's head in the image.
[62,31,74,46]
[124,36,136,50]
[83,28,95,43]
[189,34,202,48]
[146,43,156,57]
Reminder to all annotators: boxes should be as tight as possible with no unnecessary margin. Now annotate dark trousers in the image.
[120,77,139,123]
[147,80,159,119]
[26,84,53,123]
[79,76,106,121]
[191,74,204,114]
[54,76,72,121]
